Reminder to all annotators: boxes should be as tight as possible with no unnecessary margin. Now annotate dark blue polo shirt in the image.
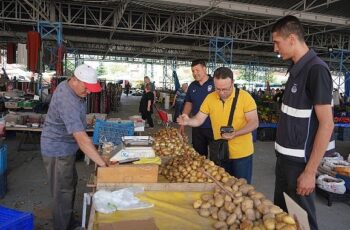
[185,78,214,128]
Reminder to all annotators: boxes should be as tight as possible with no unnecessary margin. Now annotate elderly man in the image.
[41,64,108,230]
[178,67,258,183]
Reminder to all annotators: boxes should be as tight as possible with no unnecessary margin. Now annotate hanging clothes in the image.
[56,45,65,76]
[27,31,41,72]
[6,43,16,64]
[17,43,28,66]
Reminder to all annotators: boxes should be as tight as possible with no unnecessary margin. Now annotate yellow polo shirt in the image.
[200,89,257,159]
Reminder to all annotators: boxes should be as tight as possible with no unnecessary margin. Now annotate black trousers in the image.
[274,156,318,230]
[192,127,213,157]
[142,111,154,127]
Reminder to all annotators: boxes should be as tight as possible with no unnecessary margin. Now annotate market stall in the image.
[86,128,298,230]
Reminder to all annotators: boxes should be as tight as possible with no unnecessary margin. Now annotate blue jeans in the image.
[221,155,253,184]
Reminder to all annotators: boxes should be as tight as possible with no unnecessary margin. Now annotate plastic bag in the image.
[93,187,154,214]
[322,159,350,171]
[316,174,346,194]
[323,152,343,163]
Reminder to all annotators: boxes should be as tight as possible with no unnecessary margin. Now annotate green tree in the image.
[96,62,106,76]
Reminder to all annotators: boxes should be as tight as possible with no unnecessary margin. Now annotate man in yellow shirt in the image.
[177,67,258,183]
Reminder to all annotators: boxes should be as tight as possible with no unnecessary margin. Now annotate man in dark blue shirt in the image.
[179,59,214,156]
[272,15,334,230]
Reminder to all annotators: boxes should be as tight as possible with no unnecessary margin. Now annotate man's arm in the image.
[172,94,177,107]
[73,131,107,167]
[179,101,192,135]
[297,104,334,196]
[221,109,259,140]
[182,101,192,115]
[177,111,208,127]
[147,100,152,111]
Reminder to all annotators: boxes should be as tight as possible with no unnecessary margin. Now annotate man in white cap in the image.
[41,64,108,230]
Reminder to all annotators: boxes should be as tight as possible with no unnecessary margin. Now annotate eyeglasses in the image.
[215,84,233,93]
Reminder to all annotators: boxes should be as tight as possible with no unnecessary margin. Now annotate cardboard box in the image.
[97,164,158,183]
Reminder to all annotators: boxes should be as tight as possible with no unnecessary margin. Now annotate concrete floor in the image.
[1,94,349,230]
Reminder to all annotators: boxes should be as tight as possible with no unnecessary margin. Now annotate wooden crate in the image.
[97,164,159,183]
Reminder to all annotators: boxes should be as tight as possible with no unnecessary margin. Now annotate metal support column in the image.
[208,37,234,75]
[37,21,63,74]
[329,49,350,96]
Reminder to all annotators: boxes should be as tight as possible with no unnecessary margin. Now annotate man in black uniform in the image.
[272,15,334,230]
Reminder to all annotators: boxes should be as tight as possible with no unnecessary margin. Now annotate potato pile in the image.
[159,154,231,183]
[193,177,297,230]
[152,128,190,156]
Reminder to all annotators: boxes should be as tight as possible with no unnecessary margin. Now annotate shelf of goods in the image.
[88,128,298,230]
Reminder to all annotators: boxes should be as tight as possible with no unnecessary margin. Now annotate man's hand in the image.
[177,114,190,126]
[221,131,235,140]
[296,170,316,196]
[179,125,185,136]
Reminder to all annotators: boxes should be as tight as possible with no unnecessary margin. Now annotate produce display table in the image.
[5,127,94,152]
[88,182,216,230]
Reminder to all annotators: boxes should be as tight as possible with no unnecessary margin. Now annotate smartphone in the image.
[220,126,234,134]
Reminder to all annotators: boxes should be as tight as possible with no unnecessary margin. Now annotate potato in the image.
[253,199,262,208]
[229,224,239,230]
[234,191,243,197]
[280,224,297,230]
[224,194,232,202]
[263,213,275,220]
[225,177,237,186]
[269,205,283,215]
[214,221,228,229]
[263,218,275,230]
[224,185,234,193]
[215,195,225,208]
[250,192,265,200]
[261,199,273,207]
[201,202,211,209]
[240,220,253,230]
[209,199,215,206]
[226,213,237,225]
[275,222,287,230]
[224,201,235,213]
[275,212,288,222]
[193,199,202,209]
[198,208,210,217]
[241,199,254,212]
[218,208,228,221]
[234,206,243,219]
[221,176,229,183]
[282,215,296,225]
[255,210,262,220]
[239,184,255,195]
[201,194,213,201]
[231,184,239,192]
[245,208,256,221]
[257,204,271,215]
[212,211,219,220]
[209,206,219,215]
[233,196,244,205]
